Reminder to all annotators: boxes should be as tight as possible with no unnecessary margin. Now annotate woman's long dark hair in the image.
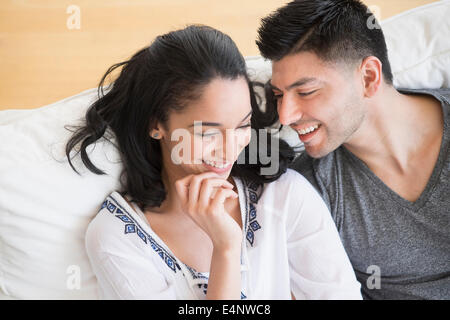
[65,25,294,212]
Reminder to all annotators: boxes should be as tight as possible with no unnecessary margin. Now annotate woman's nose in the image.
[223,130,239,163]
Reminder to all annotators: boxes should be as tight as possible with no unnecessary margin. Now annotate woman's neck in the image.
[146,168,181,215]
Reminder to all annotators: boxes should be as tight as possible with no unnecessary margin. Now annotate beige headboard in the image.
[0,0,438,110]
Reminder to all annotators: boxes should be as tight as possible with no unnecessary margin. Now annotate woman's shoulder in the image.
[85,191,147,254]
[266,168,316,193]
[86,192,183,278]
[253,169,320,214]
[259,169,332,236]
[88,191,134,228]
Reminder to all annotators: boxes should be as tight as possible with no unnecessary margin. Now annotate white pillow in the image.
[0,89,123,299]
[382,0,450,89]
[1,1,449,299]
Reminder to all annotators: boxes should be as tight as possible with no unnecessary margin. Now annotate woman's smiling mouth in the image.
[202,159,233,173]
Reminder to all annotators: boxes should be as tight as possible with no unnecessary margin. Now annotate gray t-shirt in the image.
[290,88,450,300]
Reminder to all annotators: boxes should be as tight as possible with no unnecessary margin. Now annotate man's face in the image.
[271,51,366,158]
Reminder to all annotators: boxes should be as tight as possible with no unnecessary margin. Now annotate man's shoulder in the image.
[435,87,450,100]
[290,150,339,178]
[398,87,450,105]
[288,151,346,212]
[288,150,347,196]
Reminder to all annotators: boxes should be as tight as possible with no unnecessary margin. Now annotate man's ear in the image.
[359,56,383,98]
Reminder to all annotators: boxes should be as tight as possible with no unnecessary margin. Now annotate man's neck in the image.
[342,86,443,174]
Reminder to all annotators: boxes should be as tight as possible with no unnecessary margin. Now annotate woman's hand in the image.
[175,172,243,299]
[175,172,243,252]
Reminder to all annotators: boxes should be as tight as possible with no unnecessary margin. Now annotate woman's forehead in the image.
[169,77,252,127]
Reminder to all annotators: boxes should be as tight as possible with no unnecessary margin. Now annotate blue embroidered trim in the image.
[249,203,257,221]
[99,196,182,274]
[243,179,263,247]
[99,182,260,298]
[184,264,209,281]
[197,283,208,295]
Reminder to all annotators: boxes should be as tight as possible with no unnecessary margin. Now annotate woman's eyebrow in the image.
[189,121,220,127]
[188,110,252,127]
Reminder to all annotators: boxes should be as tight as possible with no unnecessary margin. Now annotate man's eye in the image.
[273,93,283,99]
[298,90,318,97]
[238,122,251,129]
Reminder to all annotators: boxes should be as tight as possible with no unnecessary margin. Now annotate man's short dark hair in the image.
[256,0,394,85]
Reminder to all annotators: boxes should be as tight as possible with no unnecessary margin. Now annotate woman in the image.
[66,25,362,299]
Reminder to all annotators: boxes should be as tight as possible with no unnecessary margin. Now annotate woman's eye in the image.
[195,132,217,138]
[200,133,216,138]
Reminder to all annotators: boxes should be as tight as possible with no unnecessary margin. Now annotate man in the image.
[256,0,449,299]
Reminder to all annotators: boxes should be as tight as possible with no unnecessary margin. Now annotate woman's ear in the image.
[359,56,382,98]
[150,122,164,140]
[150,131,161,139]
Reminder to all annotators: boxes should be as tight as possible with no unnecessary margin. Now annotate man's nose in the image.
[278,96,303,126]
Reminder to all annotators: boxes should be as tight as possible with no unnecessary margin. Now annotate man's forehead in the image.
[269,77,320,91]
[270,54,337,90]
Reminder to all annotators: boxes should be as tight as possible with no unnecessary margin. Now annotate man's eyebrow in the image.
[188,110,253,128]
[270,77,318,91]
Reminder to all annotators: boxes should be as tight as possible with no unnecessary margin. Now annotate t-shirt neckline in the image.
[341,88,449,211]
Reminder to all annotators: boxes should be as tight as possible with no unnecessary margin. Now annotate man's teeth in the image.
[203,160,229,169]
[298,124,320,135]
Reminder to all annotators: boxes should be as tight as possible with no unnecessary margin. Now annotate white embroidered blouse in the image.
[85,169,362,299]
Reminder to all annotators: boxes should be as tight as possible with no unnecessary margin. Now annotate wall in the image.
[0,0,439,110]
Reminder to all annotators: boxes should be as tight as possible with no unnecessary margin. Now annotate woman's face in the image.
[156,77,253,180]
